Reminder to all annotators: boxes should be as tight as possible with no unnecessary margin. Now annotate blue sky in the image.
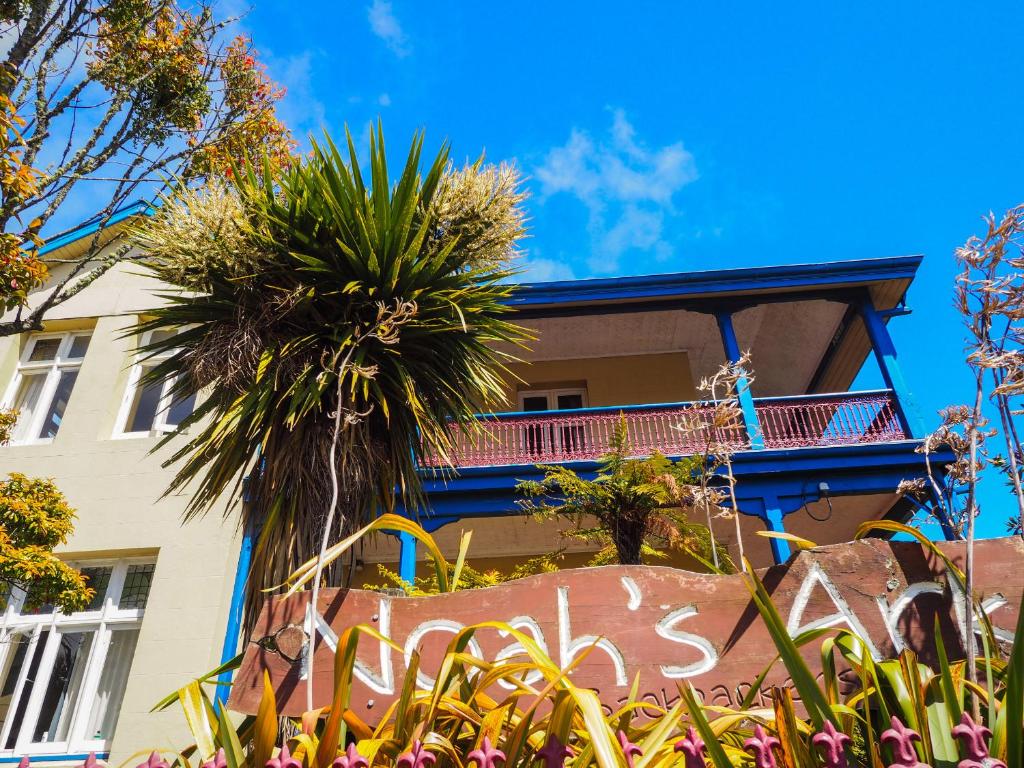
[236,1,1024,537]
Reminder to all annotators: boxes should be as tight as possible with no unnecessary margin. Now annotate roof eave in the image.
[506,255,923,309]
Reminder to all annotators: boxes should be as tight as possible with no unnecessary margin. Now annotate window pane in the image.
[68,335,91,359]
[33,631,93,743]
[164,389,196,427]
[84,629,139,741]
[10,372,46,442]
[521,395,550,412]
[3,631,47,749]
[126,366,162,433]
[0,633,30,738]
[37,370,78,439]
[80,567,113,611]
[27,338,60,362]
[556,393,584,410]
[148,329,178,346]
[118,564,155,610]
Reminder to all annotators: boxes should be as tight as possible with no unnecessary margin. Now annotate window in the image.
[2,333,91,444]
[115,329,196,437]
[517,388,588,456]
[0,558,152,757]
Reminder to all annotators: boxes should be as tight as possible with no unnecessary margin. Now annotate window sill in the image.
[0,437,56,448]
[0,750,110,763]
[111,428,184,441]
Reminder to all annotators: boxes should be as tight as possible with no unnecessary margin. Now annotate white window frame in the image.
[113,329,193,438]
[0,557,152,758]
[1,331,91,445]
[517,388,589,457]
[517,387,588,412]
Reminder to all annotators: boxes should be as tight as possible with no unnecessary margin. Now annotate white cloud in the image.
[519,257,576,283]
[264,50,328,142]
[535,109,697,273]
[378,92,392,107]
[368,0,409,57]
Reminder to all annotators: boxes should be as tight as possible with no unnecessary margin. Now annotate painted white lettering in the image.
[301,600,396,695]
[655,603,719,678]
[495,615,549,689]
[787,561,881,660]
[403,619,484,689]
[875,581,944,654]
[557,585,628,686]
[950,582,1015,645]
[621,576,642,611]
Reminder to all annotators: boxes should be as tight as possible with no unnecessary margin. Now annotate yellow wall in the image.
[0,261,240,763]
[503,352,695,408]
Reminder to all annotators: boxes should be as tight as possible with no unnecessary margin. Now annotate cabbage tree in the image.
[131,125,528,627]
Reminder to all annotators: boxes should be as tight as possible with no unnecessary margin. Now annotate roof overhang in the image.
[37,200,152,263]
[505,255,922,316]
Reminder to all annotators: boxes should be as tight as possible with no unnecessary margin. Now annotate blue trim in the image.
[37,200,151,256]
[454,389,897,423]
[506,256,922,308]
[397,531,417,583]
[859,299,926,438]
[753,388,893,403]
[475,399,698,420]
[216,523,253,702]
[716,312,764,449]
[0,755,109,764]
[761,496,791,564]
[406,439,955,523]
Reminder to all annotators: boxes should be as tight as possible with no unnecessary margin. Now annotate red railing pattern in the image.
[756,392,905,449]
[420,391,906,469]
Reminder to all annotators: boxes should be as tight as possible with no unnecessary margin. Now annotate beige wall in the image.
[359,495,896,581]
[0,263,239,762]
[503,352,696,408]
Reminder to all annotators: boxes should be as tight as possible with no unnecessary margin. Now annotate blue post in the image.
[398,530,417,584]
[860,299,925,438]
[216,522,253,703]
[762,497,791,565]
[715,312,765,449]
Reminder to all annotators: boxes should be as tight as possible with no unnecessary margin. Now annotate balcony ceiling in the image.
[501,298,857,398]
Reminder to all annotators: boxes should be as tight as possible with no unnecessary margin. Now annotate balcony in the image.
[421,390,906,469]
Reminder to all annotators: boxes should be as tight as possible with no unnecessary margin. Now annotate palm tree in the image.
[131,125,528,629]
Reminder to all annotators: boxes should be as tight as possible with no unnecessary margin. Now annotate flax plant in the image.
[129,124,529,636]
[944,203,1024,694]
[897,405,982,538]
[156,518,1024,768]
[682,354,755,572]
[954,204,1024,537]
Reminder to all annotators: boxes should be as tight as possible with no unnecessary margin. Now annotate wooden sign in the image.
[229,537,1024,717]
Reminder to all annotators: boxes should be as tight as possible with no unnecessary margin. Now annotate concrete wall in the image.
[503,352,696,407]
[0,263,240,762]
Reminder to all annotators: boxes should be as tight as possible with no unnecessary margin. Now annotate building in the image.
[0,206,242,764]
[363,253,944,578]
[0,208,944,762]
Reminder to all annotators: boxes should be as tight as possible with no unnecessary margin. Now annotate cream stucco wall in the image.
[503,352,696,408]
[0,262,240,763]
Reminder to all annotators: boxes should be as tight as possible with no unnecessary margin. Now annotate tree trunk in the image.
[612,511,645,565]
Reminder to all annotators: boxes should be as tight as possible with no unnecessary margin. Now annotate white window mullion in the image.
[0,557,153,757]
[152,376,175,433]
[66,621,110,749]
[2,331,90,445]
[25,366,63,441]
[0,624,38,749]
[14,622,60,753]
[106,562,128,609]
[113,361,145,437]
